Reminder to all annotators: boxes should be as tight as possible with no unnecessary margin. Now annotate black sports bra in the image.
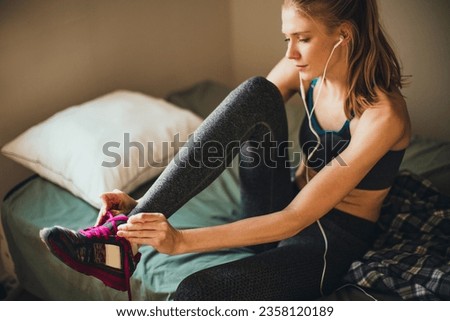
[299,79,405,190]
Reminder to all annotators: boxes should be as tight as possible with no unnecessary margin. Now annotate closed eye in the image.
[284,37,310,43]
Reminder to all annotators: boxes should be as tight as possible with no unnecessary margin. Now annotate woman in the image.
[41,0,411,300]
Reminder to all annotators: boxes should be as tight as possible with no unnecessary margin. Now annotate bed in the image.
[1,80,449,300]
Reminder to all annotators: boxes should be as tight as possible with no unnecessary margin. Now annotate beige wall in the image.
[0,0,233,201]
[229,0,285,83]
[378,0,450,141]
[1,0,449,202]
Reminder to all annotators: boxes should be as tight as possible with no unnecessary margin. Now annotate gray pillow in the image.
[400,135,450,196]
[166,80,232,119]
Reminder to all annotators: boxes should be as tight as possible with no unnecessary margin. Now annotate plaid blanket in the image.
[344,170,450,300]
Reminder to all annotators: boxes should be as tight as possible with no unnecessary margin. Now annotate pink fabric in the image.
[46,211,140,300]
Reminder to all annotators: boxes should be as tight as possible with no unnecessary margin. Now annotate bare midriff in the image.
[295,168,389,223]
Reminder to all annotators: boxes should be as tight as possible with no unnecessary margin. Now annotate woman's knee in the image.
[236,76,284,107]
[218,76,287,137]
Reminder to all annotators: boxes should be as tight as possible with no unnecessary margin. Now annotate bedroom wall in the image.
[0,0,233,203]
[378,0,450,142]
[0,0,449,222]
[229,0,285,83]
[229,0,450,142]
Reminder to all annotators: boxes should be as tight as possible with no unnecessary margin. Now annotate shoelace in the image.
[81,216,125,238]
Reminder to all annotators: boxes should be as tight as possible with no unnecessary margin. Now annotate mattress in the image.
[2,158,255,300]
[2,80,449,300]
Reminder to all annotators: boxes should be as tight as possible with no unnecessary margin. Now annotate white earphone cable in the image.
[298,37,343,297]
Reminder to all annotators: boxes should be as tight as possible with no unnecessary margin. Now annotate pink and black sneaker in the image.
[39,211,140,300]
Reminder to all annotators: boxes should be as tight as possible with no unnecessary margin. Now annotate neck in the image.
[320,55,349,101]
[320,76,348,101]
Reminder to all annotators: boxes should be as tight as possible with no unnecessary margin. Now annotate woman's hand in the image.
[117,213,185,255]
[95,189,138,226]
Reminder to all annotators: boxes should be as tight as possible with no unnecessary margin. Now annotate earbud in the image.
[334,35,344,48]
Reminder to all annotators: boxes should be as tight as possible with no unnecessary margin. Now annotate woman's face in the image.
[282,6,344,81]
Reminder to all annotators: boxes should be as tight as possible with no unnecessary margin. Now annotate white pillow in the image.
[1,90,202,208]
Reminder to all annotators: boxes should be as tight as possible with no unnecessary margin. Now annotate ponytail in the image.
[346,0,404,118]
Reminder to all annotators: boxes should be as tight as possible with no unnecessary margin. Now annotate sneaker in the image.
[39,211,140,300]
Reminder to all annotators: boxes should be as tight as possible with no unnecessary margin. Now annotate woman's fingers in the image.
[117,213,167,234]
[95,192,122,226]
[100,192,122,209]
[127,212,166,224]
[95,190,138,226]
[117,213,182,254]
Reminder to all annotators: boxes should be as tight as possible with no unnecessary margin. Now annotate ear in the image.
[338,21,354,44]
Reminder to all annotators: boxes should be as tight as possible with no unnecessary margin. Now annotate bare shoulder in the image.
[355,89,411,150]
[266,57,301,102]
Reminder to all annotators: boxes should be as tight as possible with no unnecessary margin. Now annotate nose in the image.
[285,42,300,60]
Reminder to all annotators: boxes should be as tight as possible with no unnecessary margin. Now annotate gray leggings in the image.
[129,77,376,300]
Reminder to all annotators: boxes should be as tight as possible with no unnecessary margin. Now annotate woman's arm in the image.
[117,99,408,255]
[266,57,301,102]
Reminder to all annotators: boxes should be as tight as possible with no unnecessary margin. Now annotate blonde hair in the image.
[284,0,405,118]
